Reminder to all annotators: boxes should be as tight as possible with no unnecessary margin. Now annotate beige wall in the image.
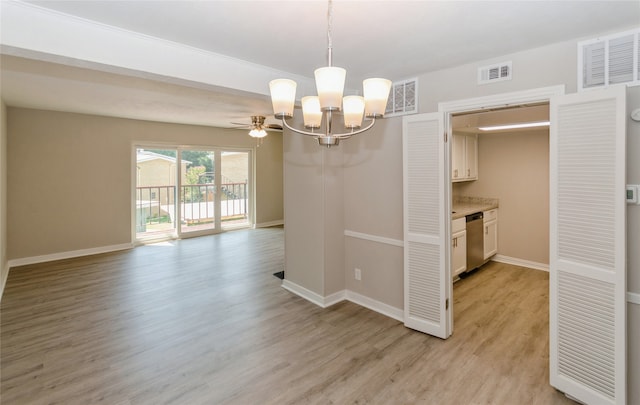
[454,129,550,265]
[342,117,404,307]
[7,108,283,260]
[283,130,327,295]
[0,100,7,298]
[255,134,283,227]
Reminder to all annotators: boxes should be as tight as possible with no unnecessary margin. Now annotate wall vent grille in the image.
[385,78,418,117]
[579,27,639,91]
[477,61,512,85]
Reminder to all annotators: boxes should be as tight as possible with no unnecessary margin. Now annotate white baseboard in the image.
[7,243,134,269]
[628,292,640,305]
[345,290,404,322]
[281,279,338,308]
[492,254,549,272]
[1,261,8,301]
[281,279,403,321]
[255,220,284,228]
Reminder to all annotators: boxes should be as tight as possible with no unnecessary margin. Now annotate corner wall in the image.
[282,128,346,300]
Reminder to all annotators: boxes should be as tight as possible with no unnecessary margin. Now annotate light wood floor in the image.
[1,227,574,404]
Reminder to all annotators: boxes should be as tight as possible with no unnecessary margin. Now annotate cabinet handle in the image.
[454,169,458,178]
[453,237,456,247]
[485,226,488,235]
[467,168,470,176]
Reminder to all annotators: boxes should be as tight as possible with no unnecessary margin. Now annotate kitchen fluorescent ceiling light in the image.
[479,121,550,131]
[268,0,391,147]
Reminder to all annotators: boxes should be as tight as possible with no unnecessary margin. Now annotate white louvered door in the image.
[550,86,626,405]
[402,113,450,339]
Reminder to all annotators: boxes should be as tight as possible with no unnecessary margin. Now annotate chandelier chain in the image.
[327,0,333,66]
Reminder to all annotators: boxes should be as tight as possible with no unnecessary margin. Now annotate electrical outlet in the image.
[354,268,362,281]
[627,185,639,204]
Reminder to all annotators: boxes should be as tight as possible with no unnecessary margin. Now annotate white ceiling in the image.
[1,1,639,129]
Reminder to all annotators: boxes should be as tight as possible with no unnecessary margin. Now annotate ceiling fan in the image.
[230,115,283,138]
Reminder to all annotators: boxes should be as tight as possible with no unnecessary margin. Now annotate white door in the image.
[402,113,450,339]
[550,86,626,404]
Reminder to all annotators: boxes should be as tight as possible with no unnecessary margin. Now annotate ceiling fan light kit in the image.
[268,0,391,147]
[247,115,270,138]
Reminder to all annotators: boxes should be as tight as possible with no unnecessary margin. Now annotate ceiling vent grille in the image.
[385,78,418,117]
[579,27,639,91]
[477,61,512,85]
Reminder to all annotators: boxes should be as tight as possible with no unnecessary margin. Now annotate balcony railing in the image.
[136,182,248,232]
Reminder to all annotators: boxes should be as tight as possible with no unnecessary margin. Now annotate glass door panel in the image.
[179,150,216,234]
[135,148,178,240]
[221,151,250,230]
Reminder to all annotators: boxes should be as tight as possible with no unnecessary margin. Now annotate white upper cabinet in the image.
[451,133,478,182]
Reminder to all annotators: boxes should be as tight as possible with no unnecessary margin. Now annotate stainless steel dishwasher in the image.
[465,212,484,271]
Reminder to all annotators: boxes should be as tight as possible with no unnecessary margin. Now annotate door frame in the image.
[437,85,565,335]
[131,142,254,243]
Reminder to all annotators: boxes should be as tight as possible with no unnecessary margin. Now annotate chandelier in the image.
[268,0,392,147]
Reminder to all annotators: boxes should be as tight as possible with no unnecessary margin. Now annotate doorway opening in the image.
[448,103,552,363]
[439,85,564,336]
[450,102,551,281]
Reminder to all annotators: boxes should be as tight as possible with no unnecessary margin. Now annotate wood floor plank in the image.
[1,227,574,404]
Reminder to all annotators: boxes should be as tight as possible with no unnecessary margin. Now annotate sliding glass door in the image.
[135,148,178,240]
[179,149,217,235]
[221,150,250,230]
[135,146,252,241]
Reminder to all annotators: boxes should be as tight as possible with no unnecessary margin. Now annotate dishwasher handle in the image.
[466,212,483,222]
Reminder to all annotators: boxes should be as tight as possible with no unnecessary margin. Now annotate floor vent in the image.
[385,78,418,117]
[579,27,639,91]
[477,61,512,85]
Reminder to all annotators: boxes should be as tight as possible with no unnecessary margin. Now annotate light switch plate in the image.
[627,185,639,204]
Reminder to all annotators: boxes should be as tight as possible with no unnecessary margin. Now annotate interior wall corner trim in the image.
[281,279,346,308]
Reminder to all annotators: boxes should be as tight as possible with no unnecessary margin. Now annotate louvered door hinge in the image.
[444,132,448,142]
[445,298,449,310]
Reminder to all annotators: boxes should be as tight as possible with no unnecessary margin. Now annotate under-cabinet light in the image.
[478,121,550,131]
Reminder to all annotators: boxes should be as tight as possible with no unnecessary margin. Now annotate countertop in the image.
[452,196,499,220]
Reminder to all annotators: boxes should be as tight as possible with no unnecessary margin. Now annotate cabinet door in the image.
[452,231,467,276]
[465,134,478,180]
[483,220,497,260]
[451,134,465,181]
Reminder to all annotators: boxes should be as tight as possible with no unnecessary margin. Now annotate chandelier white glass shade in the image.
[268,0,392,147]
